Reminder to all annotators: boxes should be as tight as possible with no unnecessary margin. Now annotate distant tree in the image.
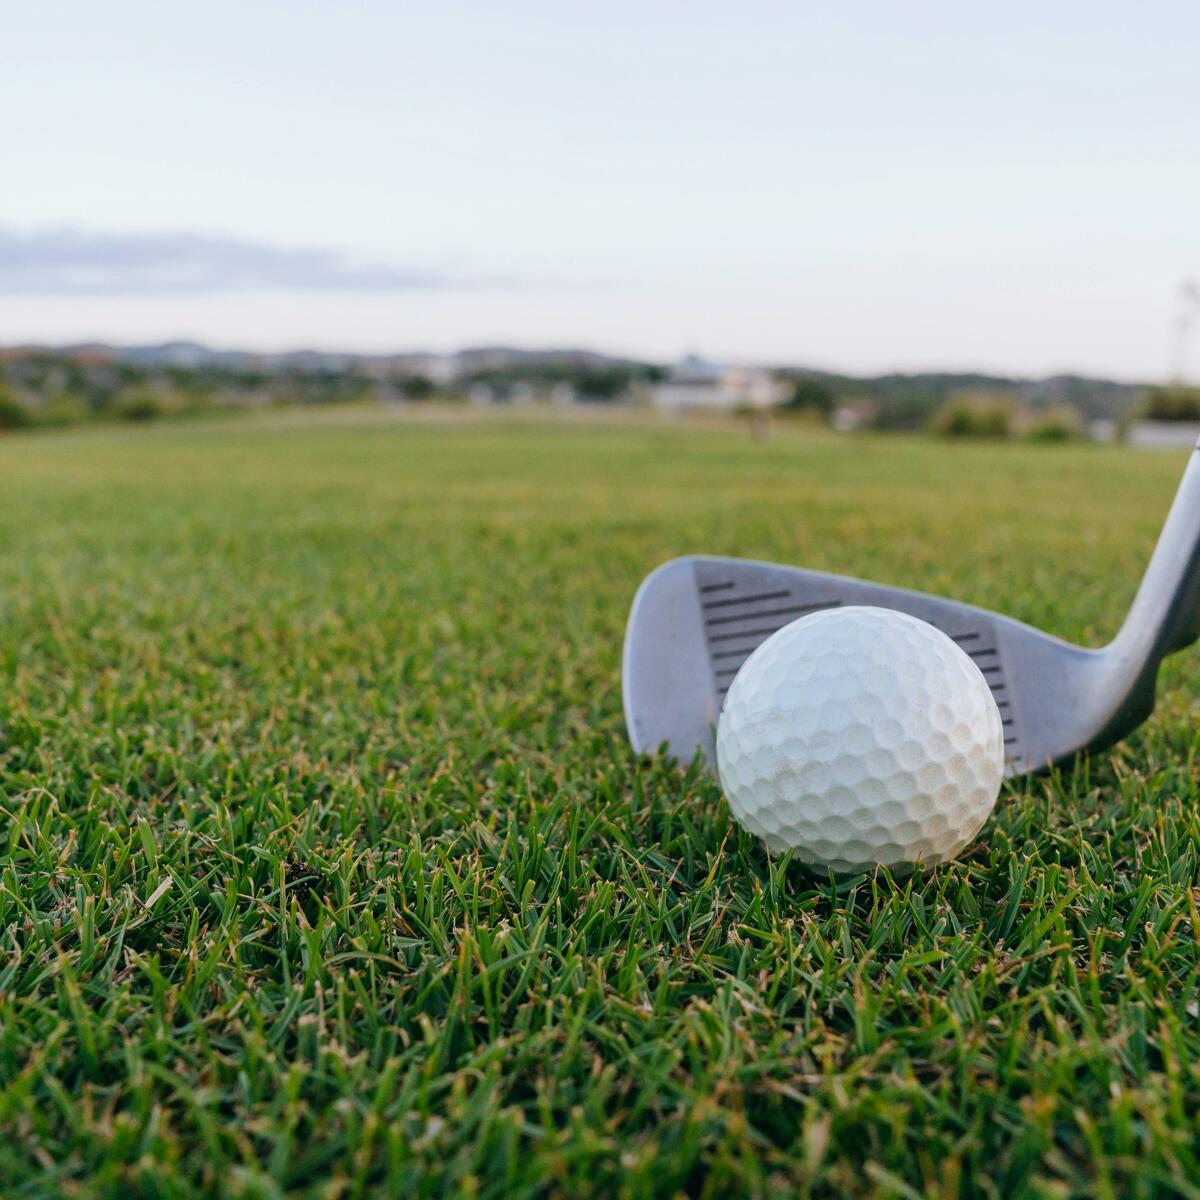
[117,391,164,422]
[1025,406,1081,442]
[402,375,437,400]
[575,368,631,401]
[40,392,90,427]
[785,377,835,417]
[871,386,944,431]
[1144,386,1200,421]
[932,396,1011,439]
[0,386,33,431]
[114,362,150,389]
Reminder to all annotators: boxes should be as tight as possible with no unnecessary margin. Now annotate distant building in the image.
[404,354,458,385]
[361,354,458,385]
[1087,418,1118,444]
[65,346,115,367]
[468,381,535,406]
[652,355,788,412]
[831,400,879,433]
[1126,420,1200,448]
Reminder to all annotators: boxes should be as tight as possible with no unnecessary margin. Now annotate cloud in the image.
[0,228,468,294]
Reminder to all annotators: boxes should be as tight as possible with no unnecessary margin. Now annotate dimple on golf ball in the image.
[715,606,1004,873]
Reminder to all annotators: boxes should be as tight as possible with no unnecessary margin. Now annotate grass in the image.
[2,408,1199,1198]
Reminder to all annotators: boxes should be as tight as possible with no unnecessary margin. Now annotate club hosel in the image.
[1112,440,1200,661]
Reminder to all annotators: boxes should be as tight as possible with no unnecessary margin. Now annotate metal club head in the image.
[623,439,1200,778]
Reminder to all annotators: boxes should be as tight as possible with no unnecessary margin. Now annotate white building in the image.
[831,400,878,433]
[468,381,536,406]
[652,355,788,412]
[1126,420,1200,448]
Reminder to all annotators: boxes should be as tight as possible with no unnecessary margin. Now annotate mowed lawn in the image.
[2,409,1199,1199]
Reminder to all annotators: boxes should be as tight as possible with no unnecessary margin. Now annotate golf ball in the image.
[716,606,1004,873]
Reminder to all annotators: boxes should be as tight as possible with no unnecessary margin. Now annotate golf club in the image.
[623,438,1200,777]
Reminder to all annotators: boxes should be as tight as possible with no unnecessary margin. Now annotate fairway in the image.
[2,410,1199,1198]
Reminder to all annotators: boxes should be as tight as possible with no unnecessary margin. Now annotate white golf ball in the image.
[716,606,1004,873]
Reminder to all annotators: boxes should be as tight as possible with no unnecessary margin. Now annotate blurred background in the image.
[2,0,1198,441]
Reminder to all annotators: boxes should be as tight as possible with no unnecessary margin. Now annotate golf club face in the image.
[625,556,1065,778]
[623,437,1200,780]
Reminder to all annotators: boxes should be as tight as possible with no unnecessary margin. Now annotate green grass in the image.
[2,409,1200,1199]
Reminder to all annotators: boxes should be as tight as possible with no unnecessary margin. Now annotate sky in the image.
[2,1,1198,378]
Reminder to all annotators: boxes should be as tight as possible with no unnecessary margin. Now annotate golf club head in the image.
[624,441,1200,780]
[623,556,1142,780]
